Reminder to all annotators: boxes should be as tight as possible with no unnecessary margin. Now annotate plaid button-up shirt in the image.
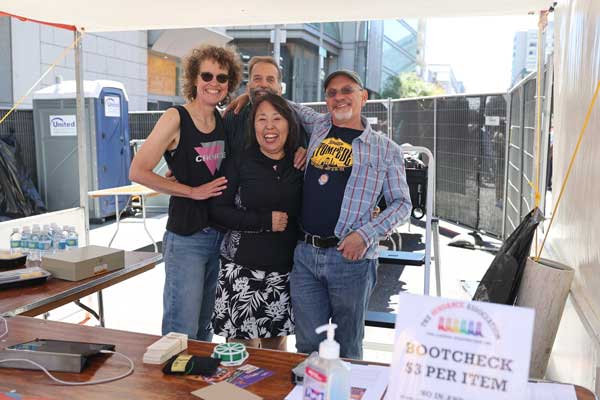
[291,103,412,259]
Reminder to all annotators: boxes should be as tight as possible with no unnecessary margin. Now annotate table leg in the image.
[74,299,101,325]
[141,195,158,252]
[108,194,120,248]
[98,291,105,327]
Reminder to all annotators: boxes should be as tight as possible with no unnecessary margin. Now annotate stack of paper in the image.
[143,332,188,364]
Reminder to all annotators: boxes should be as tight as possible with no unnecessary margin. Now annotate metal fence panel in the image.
[504,74,540,238]
[506,87,523,235]
[129,111,163,141]
[391,98,435,151]
[434,96,480,229]
[479,95,507,235]
[521,79,537,219]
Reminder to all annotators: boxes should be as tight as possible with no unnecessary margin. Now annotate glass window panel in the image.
[384,20,415,45]
[382,40,416,73]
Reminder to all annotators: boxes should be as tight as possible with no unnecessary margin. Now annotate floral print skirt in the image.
[211,257,294,340]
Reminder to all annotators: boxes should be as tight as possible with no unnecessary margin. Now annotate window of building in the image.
[383,19,416,46]
[382,40,416,73]
[307,22,340,40]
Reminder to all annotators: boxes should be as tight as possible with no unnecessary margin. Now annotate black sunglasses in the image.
[199,72,230,84]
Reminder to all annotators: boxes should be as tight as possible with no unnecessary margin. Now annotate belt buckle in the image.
[311,235,319,248]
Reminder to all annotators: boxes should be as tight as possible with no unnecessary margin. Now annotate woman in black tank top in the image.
[129,45,242,341]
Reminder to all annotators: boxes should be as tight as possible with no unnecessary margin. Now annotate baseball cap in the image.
[323,70,364,89]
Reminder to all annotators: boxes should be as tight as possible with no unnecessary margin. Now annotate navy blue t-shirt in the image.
[301,125,363,237]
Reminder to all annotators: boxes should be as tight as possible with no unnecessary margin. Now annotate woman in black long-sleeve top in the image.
[210,93,303,350]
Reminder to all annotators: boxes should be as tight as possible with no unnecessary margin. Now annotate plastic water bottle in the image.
[52,225,67,253]
[50,223,60,251]
[61,225,70,250]
[29,225,41,262]
[38,229,52,259]
[21,226,31,256]
[66,226,79,249]
[9,227,21,255]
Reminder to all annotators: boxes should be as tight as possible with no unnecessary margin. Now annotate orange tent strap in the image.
[0,11,77,31]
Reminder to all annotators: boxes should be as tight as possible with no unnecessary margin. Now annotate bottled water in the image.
[61,225,70,251]
[50,223,60,251]
[9,227,21,255]
[20,226,31,256]
[50,224,64,253]
[29,225,41,263]
[66,226,79,249]
[38,229,52,259]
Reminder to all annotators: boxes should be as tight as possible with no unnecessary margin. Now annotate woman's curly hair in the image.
[181,44,243,102]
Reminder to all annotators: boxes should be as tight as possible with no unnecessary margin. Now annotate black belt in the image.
[302,232,338,248]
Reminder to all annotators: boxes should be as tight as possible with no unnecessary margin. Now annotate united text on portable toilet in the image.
[33,80,131,221]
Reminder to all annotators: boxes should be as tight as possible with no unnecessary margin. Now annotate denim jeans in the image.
[290,241,377,359]
[162,228,223,341]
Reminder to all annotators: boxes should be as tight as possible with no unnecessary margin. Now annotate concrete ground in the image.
[44,210,498,364]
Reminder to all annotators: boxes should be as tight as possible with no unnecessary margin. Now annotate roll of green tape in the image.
[211,343,249,366]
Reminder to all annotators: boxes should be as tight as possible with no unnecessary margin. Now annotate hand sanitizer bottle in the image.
[303,323,351,400]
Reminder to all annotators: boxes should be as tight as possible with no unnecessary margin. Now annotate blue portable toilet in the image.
[33,80,131,221]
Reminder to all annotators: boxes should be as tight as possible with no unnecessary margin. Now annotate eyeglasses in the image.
[199,72,230,84]
[325,85,362,98]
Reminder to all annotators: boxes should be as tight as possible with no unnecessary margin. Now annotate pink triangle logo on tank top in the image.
[194,141,225,175]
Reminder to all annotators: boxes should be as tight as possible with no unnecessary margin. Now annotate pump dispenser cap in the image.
[315,323,340,360]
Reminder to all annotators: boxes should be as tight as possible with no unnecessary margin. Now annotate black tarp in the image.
[0,133,45,220]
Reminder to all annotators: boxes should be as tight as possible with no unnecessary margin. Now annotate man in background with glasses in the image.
[289,70,412,359]
[224,56,308,165]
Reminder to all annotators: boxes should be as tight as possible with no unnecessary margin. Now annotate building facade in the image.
[0,16,424,110]
[511,22,553,87]
[0,17,149,110]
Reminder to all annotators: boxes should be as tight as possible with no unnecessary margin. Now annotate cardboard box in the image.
[42,246,124,281]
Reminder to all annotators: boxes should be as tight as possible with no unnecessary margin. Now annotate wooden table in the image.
[0,251,162,326]
[0,316,595,400]
[88,184,161,251]
[0,316,305,400]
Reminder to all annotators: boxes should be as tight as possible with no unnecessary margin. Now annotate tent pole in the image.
[74,29,90,245]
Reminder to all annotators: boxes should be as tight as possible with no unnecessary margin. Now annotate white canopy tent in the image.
[2,1,552,32]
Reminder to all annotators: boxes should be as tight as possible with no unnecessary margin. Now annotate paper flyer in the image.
[385,293,534,400]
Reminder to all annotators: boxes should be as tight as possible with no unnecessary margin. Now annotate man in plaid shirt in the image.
[289,70,412,359]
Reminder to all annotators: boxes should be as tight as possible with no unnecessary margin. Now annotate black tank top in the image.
[164,105,227,235]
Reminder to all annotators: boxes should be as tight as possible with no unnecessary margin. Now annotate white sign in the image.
[485,116,501,126]
[104,95,121,117]
[49,115,77,136]
[385,293,534,400]
[367,117,378,125]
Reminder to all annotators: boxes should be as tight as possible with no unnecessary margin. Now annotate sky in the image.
[425,15,541,93]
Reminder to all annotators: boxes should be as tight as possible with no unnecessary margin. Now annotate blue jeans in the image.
[290,242,377,359]
[162,228,223,341]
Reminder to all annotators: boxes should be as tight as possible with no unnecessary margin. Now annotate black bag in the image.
[0,134,45,219]
[472,207,544,305]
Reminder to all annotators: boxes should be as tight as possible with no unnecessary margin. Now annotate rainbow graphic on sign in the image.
[437,316,483,337]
